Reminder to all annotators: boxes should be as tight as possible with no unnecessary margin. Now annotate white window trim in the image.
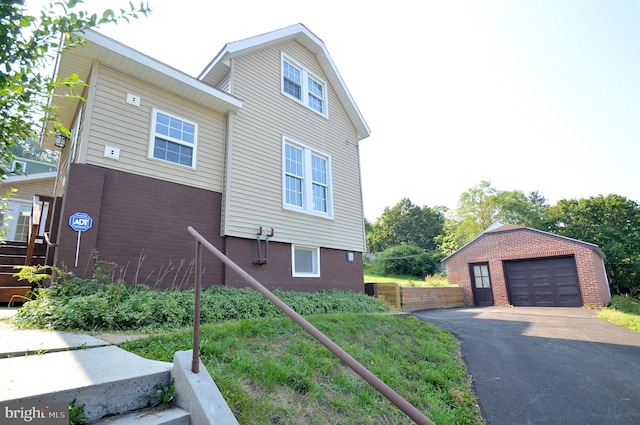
[11,160,27,173]
[281,53,328,118]
[291,245,320,277]
[148,108,198,169]
[282,136,333,219]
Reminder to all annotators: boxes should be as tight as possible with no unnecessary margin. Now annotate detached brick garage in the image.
[442,223,611,307]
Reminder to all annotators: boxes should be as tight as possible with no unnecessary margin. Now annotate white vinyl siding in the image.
[221,41,365,252]
[83,66,226,192]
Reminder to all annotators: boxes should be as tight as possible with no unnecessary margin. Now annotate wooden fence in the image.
[368,283,464,312]
[375,283,401,310]
[400,286,464,312]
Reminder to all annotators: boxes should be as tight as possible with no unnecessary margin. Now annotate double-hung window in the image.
[150,109,197,168]
[281,54,328,117]
[283,138,332,218]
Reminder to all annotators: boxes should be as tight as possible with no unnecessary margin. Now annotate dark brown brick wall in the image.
[224,237,364,292]
[444,228,611,307]
[55,164,225,289]
[54,164,364,293]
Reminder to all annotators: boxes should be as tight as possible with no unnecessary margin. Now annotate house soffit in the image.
[43,29,243,150]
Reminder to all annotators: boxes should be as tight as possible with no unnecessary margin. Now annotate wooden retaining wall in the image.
[376,283,401,310]
[369,283,464,312]
[400,286,464,312]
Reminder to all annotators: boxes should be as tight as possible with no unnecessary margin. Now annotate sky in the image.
[28,0,640,221]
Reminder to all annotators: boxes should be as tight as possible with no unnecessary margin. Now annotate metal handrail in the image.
[187,226,435,425]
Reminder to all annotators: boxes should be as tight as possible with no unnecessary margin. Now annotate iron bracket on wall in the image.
[254,226,274,265]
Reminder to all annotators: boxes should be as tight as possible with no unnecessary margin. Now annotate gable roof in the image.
[43,29,243,150]
[198,23,371,141]
[442,221,606,263]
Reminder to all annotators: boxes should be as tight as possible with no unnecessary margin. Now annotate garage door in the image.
[503,256,583,307]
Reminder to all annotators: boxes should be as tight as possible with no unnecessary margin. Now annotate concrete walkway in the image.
[414,307,640,425]
[0,307,173,421]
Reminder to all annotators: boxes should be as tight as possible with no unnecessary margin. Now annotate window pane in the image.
[283,61,301,83]
[156,113,170,135]
[482,277,491,288]
[154,137,193,166]
[156,119,169,136]
[308,78,324,113]
[308,78,323,97]
[285,145,303,177]
[284,79,301,99]
[294,247,317,274]
[311,155,326,184]
[308,96,323,113]
[475,277,484,289]
[480,265,488,277]
[15,207,31,242]
[313,183,327,212]
[283,61,302,100]
[286,176,303,206]
[183,123,195,144]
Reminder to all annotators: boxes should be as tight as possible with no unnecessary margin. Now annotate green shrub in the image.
[374,245,439,278]
[12,282,389,332]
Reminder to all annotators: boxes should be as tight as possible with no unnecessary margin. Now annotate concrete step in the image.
[91,406,190,425]
[0,345,173,422]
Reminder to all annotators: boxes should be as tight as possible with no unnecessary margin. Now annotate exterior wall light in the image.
[347,252,354,263]
[54,134,69,148]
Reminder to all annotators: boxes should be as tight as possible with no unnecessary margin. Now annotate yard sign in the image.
[69,212,93,267]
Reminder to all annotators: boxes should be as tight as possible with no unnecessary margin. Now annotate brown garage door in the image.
[504,256,583,307]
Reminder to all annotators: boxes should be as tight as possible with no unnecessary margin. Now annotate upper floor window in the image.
[283,137,333,218]
[149,109,197,168]
[281,54,328,117]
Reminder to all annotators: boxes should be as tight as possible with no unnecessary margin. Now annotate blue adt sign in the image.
[69,212,93,232]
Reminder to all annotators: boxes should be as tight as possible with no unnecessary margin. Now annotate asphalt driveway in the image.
[413,307,640,425]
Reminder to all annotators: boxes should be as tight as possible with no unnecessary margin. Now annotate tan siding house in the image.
[38,24,370,292]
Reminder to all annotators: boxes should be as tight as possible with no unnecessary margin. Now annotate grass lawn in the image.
[598,295,640,332]
[121,313,484,425]
[363,265,455,287]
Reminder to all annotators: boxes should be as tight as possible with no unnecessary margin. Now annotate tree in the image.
[0,0,151,179]
[544,194,640,296]
[367,198,445,253]
[9,136,58,164]
[443,181,549,249]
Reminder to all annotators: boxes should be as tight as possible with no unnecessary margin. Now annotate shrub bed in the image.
[11,279,389,332]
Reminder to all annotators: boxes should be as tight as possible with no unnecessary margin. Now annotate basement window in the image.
[292,245,320,277]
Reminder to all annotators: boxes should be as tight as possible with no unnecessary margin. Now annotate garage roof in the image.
[442,222,606,263]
